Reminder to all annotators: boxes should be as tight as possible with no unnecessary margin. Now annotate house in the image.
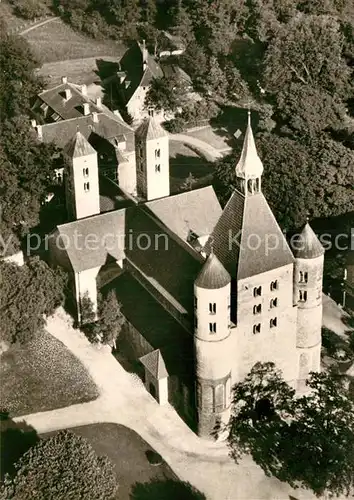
[47,112,324,439]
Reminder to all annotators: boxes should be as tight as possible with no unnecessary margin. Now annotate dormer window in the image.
[209,303,216,314]
[270,281,278,291]
[253,286,262,297]
[253,304,261,314]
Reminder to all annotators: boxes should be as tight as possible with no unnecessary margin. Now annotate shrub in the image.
[163,117,185,133]
[12,0,46,20]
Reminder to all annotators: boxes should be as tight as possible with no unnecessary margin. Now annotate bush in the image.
[12,0,46,20]
[163,117,185,133]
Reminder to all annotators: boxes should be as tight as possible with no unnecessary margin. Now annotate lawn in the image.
[169,141,214,194]
[0,330,99,417]
[186,125,234,152]
[23,18,125,65]
[42,423,177,500]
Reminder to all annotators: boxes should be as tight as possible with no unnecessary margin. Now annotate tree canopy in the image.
[228,362,354,497]
[0,430,118,500]
[0,257,67,344]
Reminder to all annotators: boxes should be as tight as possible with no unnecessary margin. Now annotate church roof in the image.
[235,112,263,179]
[292,223,325,259]
[139,349,169,379]
[136,117,168,141]
[205,190,294,280]
[63,131,97,158]
[144,186,222,243]
[195,253,231,289]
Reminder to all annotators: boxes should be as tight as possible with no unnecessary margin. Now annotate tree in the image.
[12,0,47,20]
[227,363,354,497]
[181,172,197,191]
[98,289,125,349]
[0,430,118,500]
[0,257,67,344]
[204,56,228,98]
[145,76,188,113]
[131,478,206,499]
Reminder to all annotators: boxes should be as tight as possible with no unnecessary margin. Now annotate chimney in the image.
[81,84,87,95]
[61,76,68,84]
[92,112,99,123]
[96,96,102,108]
[65,88,72,100]
[36,125,43,140]
[31,119,37,128]
[83,102,90,116]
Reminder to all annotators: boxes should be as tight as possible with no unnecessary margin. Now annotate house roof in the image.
[140,349,169,379]
[56,209,127,272]
[205,190,294,280]
[37,82,102,121]
[144,186,222,243]
[40,113,135,153]
[135,117,168,141]
[195,253,231,289]
[63,131,96,158]
[292,223,325,259]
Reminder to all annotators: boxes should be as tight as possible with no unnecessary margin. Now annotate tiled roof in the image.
[205,190,294,280]
[56,209,127,272]
[292,223,325,259]
[40,113,135,153]
[136,117,168,141]
[144,186,222,243]
[63,131,96,158]
[140,349,169,379]
[37,82,102,121]
[236,112,263,179]
[195,253,231,289]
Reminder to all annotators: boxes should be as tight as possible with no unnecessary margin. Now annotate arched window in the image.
[209,303,216,314]
[209,322,216,334]
[253,323,261,334]
[253,304,261,314]
[270,280,278,291]
[270,317,277,328]
[299,290,308,302]
[270,298,278,308]
[253,286,262,297]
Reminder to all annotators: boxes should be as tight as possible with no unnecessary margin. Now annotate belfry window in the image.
[253,323,261,334]
[270,280,278,291]
[84,182,90,192]
[155,164,161,173]
[299,290,308,302]
[270,298,278,308]
[253,286,262,297]
[270,317,277,328]
[209,303,216,314]
[209,322,216,334]
[253,304,261,314]
[83,167,89,177]
[155,148,160,158]
[299,271,308,283]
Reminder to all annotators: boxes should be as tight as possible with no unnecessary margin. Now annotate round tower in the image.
[194,252,232,439]
[293,222,324,391]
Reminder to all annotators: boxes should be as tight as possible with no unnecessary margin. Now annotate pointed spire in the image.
[292,222,325,259]
[235,111,263,180]
[136,115,168,141]
[63,131,96,158]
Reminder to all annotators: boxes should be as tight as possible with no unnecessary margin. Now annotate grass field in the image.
[186,126,234,152]
[24,18,125,65]
[0,330,99,417]
[43,423,177,500]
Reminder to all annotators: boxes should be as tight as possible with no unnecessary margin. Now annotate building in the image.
[48,112,324,439]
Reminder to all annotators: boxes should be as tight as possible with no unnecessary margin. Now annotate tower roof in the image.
[195,253,231,289]
[292,222,325,259]
[63,131,96,158]
[235,112,263,179]
[139,349,168,379]
[136,116,168,141]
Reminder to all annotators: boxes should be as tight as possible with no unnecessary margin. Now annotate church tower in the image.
[63,131,100,220]
[293,222,324,391]
[194,252,233,438]
[135,115,169,201]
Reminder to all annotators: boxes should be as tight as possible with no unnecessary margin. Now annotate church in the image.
[47,111,324,438]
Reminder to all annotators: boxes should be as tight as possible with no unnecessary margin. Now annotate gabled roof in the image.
[235,112,263,179]
[63,131,96,158]
[40,113,135,153]
[292,223,325,259]
[205,190,294,280]
[36,82,102,121]
[144,186,222,243]
[140,349,168,379]
[195,253,231,289]
[136,117,168,141]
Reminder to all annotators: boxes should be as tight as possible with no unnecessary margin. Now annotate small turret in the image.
[293,221,324,391]
[194,252,233,438]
